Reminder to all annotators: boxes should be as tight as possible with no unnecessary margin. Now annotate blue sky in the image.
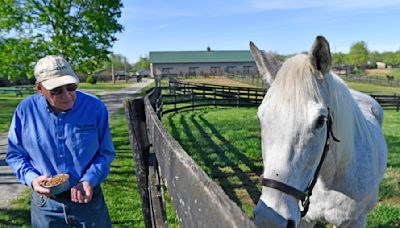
[112,0,400,63]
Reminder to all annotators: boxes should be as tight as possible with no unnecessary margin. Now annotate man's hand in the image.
[32,175,51,197]
[71,181,93,203]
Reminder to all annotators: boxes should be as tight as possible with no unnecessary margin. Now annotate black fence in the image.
[340,74,400,87]
[161,78,267,115]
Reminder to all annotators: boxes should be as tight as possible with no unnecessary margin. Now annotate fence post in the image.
[236,89,240,108]
[124,99,152,228]
[191,88,195,111]
[214,88,217,108]
[174,89,177,114]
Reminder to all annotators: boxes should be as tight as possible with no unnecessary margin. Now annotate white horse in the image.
[250,36,387,228]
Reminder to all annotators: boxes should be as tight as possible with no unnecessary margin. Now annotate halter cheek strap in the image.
[260,109,340,217]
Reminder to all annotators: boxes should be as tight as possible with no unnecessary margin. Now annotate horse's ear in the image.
[309,36,332,76]
[250,41,281,84]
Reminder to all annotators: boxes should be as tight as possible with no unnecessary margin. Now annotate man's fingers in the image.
[32,175,51,194]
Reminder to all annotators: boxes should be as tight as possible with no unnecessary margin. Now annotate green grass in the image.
[103,109,143,226]
[162,107,400,227]
[78,82,133,91]
[162,107,263,216]
[0,96,27,132]
[365,68,400,80]
[346,81,400,94]
[0,189,31,227]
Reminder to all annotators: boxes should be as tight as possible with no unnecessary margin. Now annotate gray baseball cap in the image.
[34,55,79,90]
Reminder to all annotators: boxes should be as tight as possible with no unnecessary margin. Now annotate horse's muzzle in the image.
[254,200,297,228]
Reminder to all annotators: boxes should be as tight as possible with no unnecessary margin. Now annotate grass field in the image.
[78,82,132,90]
[365,68,400,80]
[346,81,400,94]
[162,107,400,227]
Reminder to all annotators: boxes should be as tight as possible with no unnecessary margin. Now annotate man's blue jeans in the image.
[30,186,111,228]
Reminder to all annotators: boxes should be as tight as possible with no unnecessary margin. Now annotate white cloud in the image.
[248,0,400,11]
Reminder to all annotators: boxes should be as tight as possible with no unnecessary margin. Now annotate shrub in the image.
[86,75,97,84]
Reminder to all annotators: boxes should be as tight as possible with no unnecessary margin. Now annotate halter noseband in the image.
[260,109,340,217]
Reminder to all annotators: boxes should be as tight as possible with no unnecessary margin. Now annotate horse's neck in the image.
[321,74,360,183]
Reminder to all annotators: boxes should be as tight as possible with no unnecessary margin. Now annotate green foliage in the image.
[102,53,131,72]
[132,56,150,72]
[332,52,348,65]
[0,36,46,80]
[85,75,97,84]
[349,41,369,67]
[0,0,124,79]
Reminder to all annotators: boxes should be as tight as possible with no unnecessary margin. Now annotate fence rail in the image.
[124,85,257,228]
[342,74,400,86]
[162,78,399,113]
[124,78,400,227]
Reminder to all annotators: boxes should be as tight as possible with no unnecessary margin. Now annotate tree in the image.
[0,36,46,80]
[0,0,124,80]
[132,56,150,72]
[332,52,348,65]
[103,53,131,72]
[349,41,369,68]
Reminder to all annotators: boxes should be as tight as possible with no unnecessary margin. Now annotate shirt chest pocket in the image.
[72,125,99,154]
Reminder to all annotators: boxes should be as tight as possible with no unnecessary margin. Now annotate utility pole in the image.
[112,63,115,84]
[124,57,128,83]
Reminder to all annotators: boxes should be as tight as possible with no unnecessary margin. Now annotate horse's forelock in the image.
[269,54,323,111]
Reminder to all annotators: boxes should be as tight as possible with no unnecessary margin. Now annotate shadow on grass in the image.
[0,208,30,227]
[196,114,262,203]
[166,111,262,208]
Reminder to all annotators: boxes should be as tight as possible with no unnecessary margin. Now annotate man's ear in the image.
[36,83,44,95]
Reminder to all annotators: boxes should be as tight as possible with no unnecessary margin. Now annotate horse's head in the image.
[250,36,334,227]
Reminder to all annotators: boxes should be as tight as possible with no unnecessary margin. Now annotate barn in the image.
[149,48,258,77]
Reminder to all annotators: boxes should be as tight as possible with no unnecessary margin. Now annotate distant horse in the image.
[386,75,394,82]
[250,36,387,228]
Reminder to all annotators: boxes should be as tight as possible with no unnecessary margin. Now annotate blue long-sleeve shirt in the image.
[6,90,115,188]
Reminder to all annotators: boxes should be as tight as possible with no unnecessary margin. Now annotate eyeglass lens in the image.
[50,84,77,95]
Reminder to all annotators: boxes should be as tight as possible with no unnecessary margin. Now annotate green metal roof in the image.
[149,50,253,64]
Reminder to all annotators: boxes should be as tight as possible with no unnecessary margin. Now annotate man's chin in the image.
[54,103,74,112]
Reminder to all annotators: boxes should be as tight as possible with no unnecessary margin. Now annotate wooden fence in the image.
[162,78,399,113]
[162,78,266,115]
[124,78,400,227]
[124,85,257,228]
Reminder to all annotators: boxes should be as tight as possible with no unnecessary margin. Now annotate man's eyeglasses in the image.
[49,83,78,96]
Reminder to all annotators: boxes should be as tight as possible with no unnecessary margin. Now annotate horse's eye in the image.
[315,116,327,129]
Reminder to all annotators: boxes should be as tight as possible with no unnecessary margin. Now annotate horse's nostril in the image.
[287,220,296,228]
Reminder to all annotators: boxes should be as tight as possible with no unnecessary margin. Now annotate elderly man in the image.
[6,55,115,227]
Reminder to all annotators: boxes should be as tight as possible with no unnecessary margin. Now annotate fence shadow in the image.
[0,208,30,227]
[165,110,262,208]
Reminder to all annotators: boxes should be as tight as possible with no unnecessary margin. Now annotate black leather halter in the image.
[260,109,340,217]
